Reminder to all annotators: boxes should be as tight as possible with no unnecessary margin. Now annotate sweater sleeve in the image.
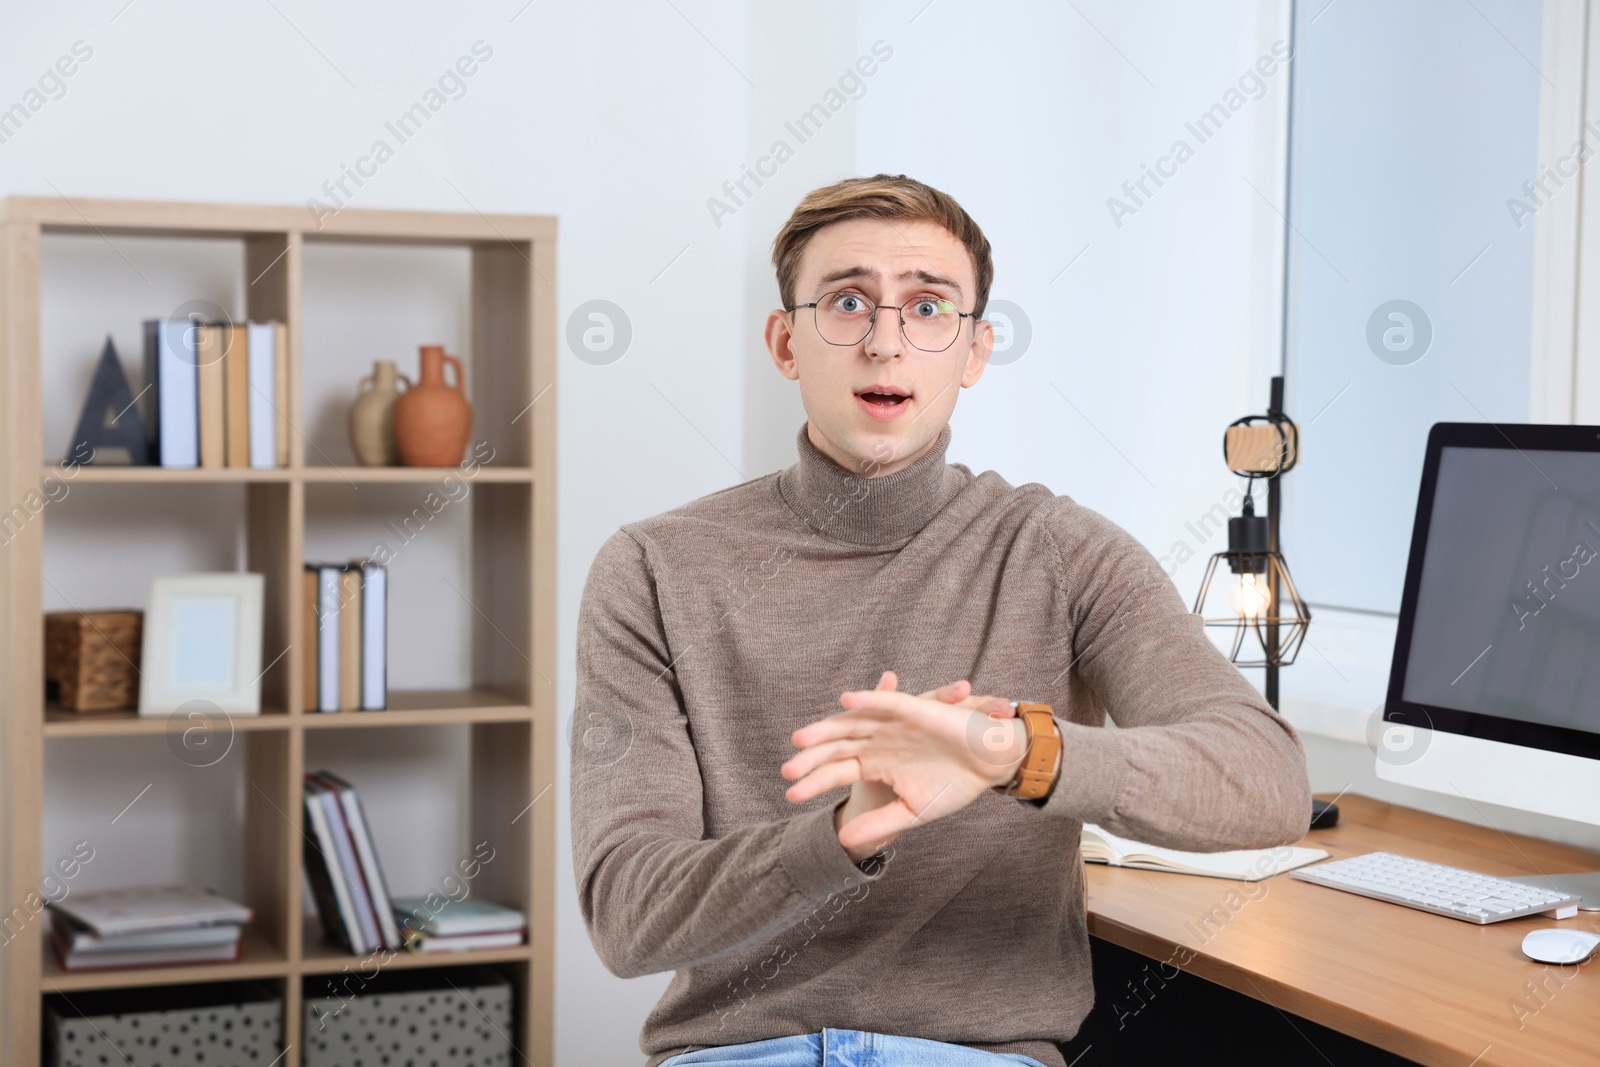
[1032,501,1313,851]
[570,529,887,980]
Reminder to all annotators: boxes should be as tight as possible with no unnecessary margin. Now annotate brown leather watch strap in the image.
[992,701,1061,801]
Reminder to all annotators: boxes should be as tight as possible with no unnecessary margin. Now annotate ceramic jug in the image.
[392,345,471,466]
[348,360,411,466]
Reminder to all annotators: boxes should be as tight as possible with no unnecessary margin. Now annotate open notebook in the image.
[1081,824,1328,882]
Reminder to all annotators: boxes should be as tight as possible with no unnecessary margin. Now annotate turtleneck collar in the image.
[777,421,962,546]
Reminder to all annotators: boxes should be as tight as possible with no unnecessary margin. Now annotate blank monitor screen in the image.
[1399,443,1600,744]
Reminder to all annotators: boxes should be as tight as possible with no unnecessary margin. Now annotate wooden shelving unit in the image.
[0,197,557,1066]
[47,466,536,484]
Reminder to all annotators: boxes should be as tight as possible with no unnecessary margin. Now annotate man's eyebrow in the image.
[813,266,965,297]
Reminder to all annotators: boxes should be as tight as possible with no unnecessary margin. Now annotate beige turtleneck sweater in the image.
[571,421,1311,1067]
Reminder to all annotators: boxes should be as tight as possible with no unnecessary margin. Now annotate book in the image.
[302,779,366,954]
[316,565,342,712]
[1079,825,1329,882]
[359,561,386,710]
[402,929,525,954]
[302,568,319,713]
[49,930,241,972]
[54,914,242,954]
[142,319,199,468]
[316,771,401,950]
[273,320,289,467]
[195,324,225,469]
[247,321,277,468]
[338,567,361,711]
[392,898,525,937]
[221,323,250,468]
[307,559,388,712]
[49,886,252,937]
[307,775,381,952]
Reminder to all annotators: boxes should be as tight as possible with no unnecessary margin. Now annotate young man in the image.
[572,174,1312,1067]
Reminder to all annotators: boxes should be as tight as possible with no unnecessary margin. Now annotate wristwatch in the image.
[991,701,1062,803]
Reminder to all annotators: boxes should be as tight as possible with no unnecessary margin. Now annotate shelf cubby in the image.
[298,927,532,975]
[301,688,532,728]
[1,197,556,1067]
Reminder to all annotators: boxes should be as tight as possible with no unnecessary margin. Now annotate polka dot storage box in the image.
[303,964,513,1067]
[45,980,282,1066]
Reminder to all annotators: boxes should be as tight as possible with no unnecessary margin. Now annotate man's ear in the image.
[766,309,801,381]
[961,317,995,389]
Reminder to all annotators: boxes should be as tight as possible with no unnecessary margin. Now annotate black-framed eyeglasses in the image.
[786,290,976,352]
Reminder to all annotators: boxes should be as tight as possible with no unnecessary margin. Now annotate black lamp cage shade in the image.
[1191,550,1311,668]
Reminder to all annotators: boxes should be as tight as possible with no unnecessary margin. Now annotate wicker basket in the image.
[44,611,142,712]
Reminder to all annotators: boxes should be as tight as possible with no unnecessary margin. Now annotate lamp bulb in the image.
[1231,572,1273,619]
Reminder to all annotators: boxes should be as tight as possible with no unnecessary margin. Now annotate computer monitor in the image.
[1378,422,1600,908]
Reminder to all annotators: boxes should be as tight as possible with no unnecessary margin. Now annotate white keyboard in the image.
[1290,851,1582,924]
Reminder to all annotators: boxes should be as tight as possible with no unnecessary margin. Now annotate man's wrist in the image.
[834,796,893,863]
[985,703,1062,806]
[988,717,1028,789]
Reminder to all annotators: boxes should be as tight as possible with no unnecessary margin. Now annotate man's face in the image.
[766,218,993,478]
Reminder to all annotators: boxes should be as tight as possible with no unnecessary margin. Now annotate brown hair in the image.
[771,173,994,319]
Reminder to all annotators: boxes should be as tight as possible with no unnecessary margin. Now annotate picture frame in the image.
[138,573,264,716]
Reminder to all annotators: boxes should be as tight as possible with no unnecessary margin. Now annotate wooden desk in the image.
[1084,795,1600,1067]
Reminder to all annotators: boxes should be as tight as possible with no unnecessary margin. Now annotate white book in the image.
[360,562,386,710]
[61,919,241,955]
[303,783,366,954]
[143,319,199,468]
[406,929,525,954]
[49,885,251,937]
[246,321,277,468]
[53,938,241,972]
[1080,824,1328,882]
[318,771,401,950]
[317,565,341,712]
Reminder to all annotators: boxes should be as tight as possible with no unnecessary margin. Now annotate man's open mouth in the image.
[856,389,910,410]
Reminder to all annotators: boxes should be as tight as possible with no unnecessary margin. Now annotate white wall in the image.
[850,2,1290,570]
[9,3,1502,1065]
[4,3,755,1063]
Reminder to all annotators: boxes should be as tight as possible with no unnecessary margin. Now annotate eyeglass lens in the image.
[812,291,961,351]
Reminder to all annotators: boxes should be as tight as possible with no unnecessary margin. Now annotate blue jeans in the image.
[658,1028,1051,1067]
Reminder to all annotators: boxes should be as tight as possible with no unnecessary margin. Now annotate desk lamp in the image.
[1192,375,1309,711]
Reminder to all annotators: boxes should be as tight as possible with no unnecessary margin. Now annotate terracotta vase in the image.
[393,345,472,466]
[348,360,411,466]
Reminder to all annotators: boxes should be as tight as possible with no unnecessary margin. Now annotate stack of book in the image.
[47,886,253,972]
[142,318,289,469]
[302,771,401,954]
[302,560,387,712]
[392,898,526,954]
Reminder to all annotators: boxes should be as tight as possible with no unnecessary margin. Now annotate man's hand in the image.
[831,671,907,851]
[784,677,1027,854]
[825,671,1007,861]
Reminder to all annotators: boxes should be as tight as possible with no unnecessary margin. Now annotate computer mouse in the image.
[1521,928,1600,965]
